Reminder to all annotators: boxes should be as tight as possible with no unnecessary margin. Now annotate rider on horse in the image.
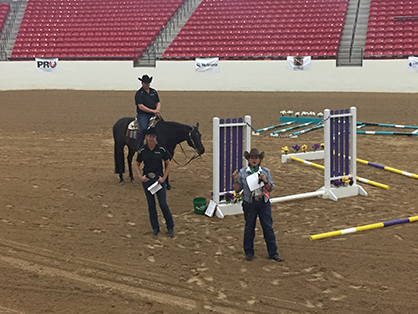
[135,74,161,149]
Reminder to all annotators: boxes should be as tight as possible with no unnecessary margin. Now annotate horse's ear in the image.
[196,122,199,128]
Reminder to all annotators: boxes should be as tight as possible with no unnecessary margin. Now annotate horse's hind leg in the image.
[127,147,136,182]
[114,142,126,184]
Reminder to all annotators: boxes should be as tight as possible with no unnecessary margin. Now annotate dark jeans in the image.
[137,112,154,148]
[242,199,278,258]
[142,180,174,231]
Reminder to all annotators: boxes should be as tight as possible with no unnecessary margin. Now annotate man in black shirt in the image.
[135,74,161,149]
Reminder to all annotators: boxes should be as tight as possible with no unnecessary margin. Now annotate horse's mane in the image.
[161,121,191,130]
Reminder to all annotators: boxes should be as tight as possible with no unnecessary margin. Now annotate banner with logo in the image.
[408,56,418,73]
[195,57,219,72]
[36,58,59,72]
[287,56,311,71]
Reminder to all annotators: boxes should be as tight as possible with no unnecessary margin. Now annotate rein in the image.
[168,126,202,166]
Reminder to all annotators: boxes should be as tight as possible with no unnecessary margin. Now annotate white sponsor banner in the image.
[408,56,418,73]
[36,58,59,72]
[287,56,311,71]
[195,57,219,72]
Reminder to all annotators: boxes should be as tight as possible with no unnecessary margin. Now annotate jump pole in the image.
[285,151,415,183]
[270,190,326,203]
[270,121,315,137]
[357,158,418,180]
[358,122,418,129]
[253,121,296,134]
[213,116,251,215]
[310,215,418,240]
[290,156,390,190]
[356,130,418,136]
[290,123,324,137]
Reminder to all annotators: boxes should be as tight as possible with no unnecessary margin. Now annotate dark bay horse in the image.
[113,117,205,188]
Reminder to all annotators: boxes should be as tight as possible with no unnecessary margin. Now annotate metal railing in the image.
[337,46,364,66]
[133,0,200,67]
[0,0,25,60]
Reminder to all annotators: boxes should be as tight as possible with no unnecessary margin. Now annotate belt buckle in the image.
[147,172,156,179]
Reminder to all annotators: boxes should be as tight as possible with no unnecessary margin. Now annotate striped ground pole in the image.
[356,158,418,180]
[253,121,296,133]
[290,124,324,137]
[359,122,418,129]
[270,121,314,137]
[356,130,418,136]
[290,156,390,190]
[310,215,418,240]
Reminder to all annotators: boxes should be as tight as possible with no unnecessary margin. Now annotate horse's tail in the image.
[113,121,125,174]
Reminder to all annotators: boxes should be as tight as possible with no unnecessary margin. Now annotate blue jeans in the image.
[142,180,174,231]
[242,199,278,258]
[137,112,154,148]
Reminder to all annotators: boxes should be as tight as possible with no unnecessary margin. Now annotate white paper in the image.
[205,200,217,217]
[147,181,162,195]
[246,172,264,192]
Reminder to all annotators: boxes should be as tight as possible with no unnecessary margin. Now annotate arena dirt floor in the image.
[1,90,418,314]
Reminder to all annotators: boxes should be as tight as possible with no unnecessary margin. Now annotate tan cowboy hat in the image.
[244,148,265,160]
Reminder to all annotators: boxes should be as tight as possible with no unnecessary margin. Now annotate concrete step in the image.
[135,0,203,67]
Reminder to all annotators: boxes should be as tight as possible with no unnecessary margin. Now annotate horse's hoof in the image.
[166,185,172,190]
[130,178,135,182]
[119,180,125,185]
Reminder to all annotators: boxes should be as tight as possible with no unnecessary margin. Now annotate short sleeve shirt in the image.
[135,87,160,114]
[136,144,170,176]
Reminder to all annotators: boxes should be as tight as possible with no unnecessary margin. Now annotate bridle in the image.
[170,126,203,166]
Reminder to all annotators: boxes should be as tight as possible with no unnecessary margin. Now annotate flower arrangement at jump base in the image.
[331,176,354,187]
[312,143,324,151]
[223,190,243,204]
[281,146,289,155]
[281,143,325,154]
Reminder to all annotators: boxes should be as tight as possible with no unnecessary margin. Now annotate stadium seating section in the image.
[163,0,349,59]
[0,3,9,33]
[11,0,185,59]
[364,0,418,58]
[5,0,418,60]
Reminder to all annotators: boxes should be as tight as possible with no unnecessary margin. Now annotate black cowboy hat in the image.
[138,74,152,83]
[143,127,157,136]
[244,148,265,160]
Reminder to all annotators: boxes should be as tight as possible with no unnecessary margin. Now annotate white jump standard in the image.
[212,116,251,215]
[278,107,367,202]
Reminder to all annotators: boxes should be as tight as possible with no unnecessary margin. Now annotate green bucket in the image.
[193,197,207,215]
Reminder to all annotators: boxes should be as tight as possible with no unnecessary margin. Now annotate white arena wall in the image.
[0,59,417,92]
